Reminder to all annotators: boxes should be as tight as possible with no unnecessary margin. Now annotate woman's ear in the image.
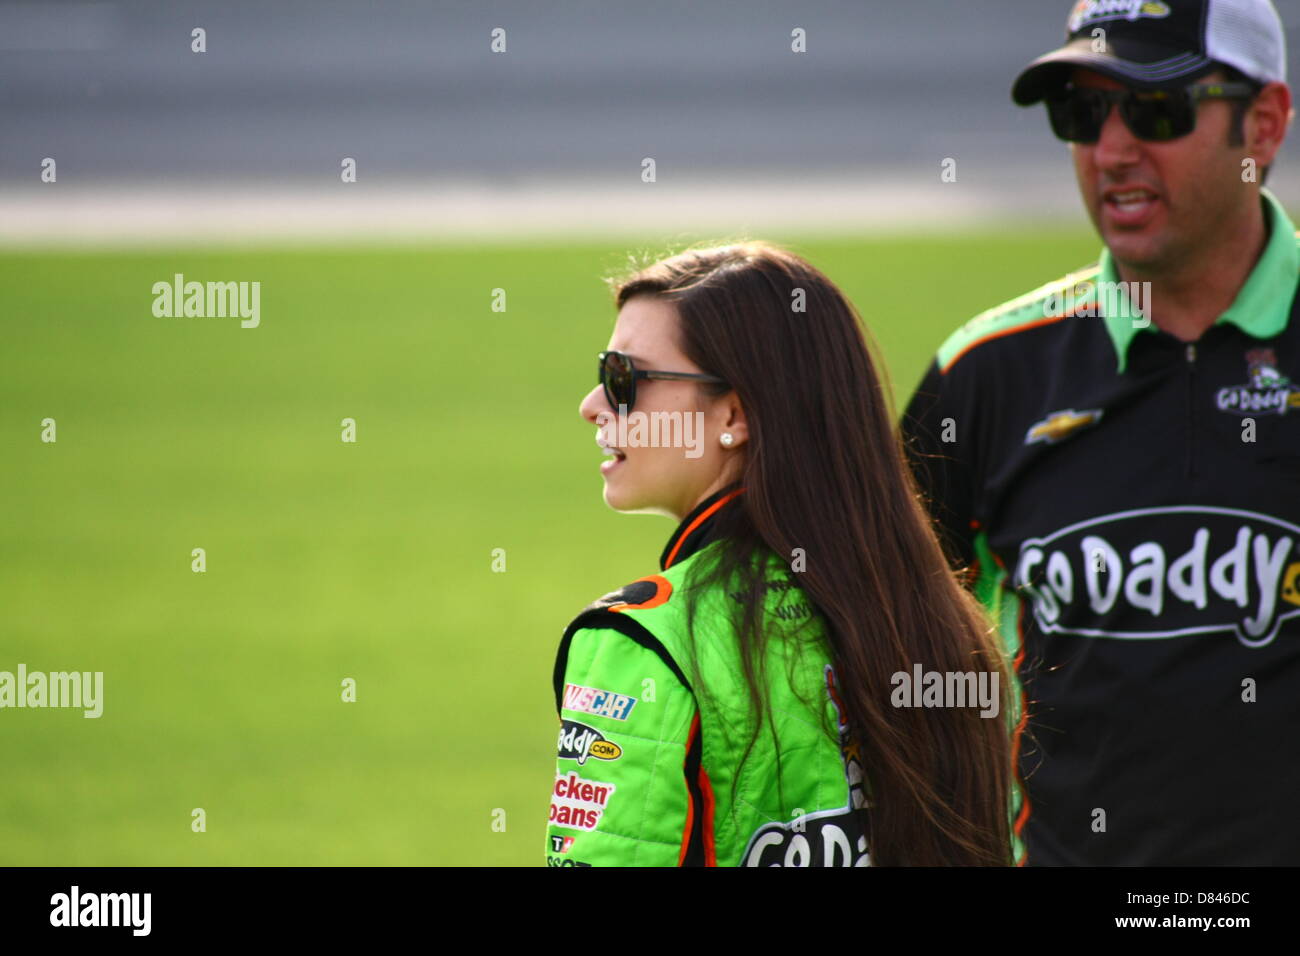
[720,393,749,449]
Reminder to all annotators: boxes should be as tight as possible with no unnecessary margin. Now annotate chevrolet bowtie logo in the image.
[1025,408,1104,445]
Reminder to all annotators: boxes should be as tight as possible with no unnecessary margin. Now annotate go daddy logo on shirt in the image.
[562,682,637,721]
[1013,506,1300,648]
[557,719,623,766]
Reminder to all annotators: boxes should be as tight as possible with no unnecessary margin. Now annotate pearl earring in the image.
[720,432,734,447]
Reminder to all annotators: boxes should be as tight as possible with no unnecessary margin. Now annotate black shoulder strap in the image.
[552,607,693,714]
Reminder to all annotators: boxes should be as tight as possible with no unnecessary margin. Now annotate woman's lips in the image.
[599,444,626,474]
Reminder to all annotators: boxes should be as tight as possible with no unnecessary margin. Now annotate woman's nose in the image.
[579,384,607,423]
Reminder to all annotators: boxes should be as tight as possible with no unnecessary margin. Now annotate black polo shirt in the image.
[901,188,1300,865]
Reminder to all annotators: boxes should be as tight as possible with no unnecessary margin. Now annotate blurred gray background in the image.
[2,0,1297,238]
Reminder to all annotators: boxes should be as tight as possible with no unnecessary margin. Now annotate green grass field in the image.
[0,230,1103,865]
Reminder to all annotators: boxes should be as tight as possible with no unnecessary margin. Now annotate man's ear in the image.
[1247,81,1291,169]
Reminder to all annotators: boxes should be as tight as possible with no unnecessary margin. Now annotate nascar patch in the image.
[562,682,637,721]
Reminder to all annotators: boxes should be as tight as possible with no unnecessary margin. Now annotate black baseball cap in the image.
[1012,0,1287,105]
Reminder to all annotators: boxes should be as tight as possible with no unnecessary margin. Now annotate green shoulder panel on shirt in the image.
[936,264,1101,374]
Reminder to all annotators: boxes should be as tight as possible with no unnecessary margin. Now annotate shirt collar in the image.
[1099,187,1300,375]
[659,483,744,571]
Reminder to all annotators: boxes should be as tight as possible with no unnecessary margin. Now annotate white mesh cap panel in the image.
[1205,0,1287,83]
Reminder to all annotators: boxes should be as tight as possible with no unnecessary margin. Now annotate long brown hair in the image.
[609,240,1014,866]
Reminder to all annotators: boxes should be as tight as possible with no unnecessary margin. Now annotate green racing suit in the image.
[545,486,869,866]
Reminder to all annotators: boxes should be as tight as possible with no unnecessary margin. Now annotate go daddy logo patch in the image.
[557,719,622,766]
[562,682,636,721]
[1215,348,1300,416]
[1014,506,1300,648]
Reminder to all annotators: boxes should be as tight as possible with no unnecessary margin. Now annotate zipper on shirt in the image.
[1185,342,1196,479]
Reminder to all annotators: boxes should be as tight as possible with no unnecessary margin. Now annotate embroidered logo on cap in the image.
[1068,0,1172,34]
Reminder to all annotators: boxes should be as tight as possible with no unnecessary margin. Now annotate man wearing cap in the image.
[901,0,1297,865]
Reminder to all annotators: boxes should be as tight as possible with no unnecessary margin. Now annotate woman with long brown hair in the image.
[546,240,1018,866]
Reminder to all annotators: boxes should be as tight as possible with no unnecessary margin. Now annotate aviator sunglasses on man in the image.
[598,350,727,413]
[1045,80,1258,143]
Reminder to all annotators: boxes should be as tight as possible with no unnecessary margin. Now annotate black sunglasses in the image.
[598,350,727,412]
[1045,81,1257,144]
